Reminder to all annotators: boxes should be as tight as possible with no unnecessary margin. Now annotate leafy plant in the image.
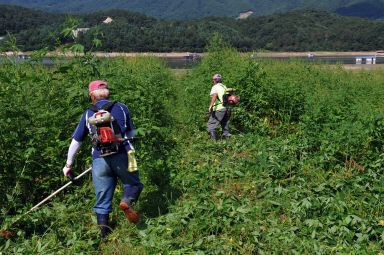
[2,35,384,255]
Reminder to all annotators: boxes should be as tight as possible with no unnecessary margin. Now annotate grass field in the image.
[1,40,384,253]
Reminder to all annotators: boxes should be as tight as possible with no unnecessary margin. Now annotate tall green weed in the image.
[183,37,384,175]
[3,36,384,254]
[0,56,176,230]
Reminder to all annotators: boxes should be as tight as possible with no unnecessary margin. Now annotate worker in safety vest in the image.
[62,80,144,240]
[207,74,231,141]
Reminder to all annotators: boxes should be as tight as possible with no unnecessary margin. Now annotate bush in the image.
[0,55,175,223]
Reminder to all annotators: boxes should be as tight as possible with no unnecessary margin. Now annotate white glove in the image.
[63,164,71,177]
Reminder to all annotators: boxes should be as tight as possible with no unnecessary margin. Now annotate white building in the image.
[72,28,90,38]
[355,56,376,64]
[103,17,113,24]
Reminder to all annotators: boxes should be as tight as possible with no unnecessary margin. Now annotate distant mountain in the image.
[335,1,384,19]
[1,0,384,19]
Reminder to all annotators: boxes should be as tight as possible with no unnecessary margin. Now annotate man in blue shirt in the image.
[62,80,144,240]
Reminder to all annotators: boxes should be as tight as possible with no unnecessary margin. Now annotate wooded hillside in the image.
[2,6,384,52]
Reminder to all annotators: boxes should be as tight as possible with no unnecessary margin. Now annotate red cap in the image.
[213,74,222,80]
[89,80,108,93]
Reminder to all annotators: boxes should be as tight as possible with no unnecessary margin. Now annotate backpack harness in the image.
[88,102,124,157]
[216,85,240,108]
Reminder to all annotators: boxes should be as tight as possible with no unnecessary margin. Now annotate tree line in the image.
[2,5,384,52]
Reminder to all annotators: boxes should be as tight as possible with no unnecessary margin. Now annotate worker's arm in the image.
[63,138,82,181]
[209,93,218,112]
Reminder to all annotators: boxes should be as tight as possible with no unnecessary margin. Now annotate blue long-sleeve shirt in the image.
[72,99,135,159]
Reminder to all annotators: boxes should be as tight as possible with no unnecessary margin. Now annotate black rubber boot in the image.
[97,213,111,241]
[208,131,217,141]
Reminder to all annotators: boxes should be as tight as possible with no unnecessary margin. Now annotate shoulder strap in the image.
[88,101,116,112]
[88,105,99,112]
[216,84,227,102]
[101,101,116,111]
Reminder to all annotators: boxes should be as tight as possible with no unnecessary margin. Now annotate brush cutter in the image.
[1,166,92,239]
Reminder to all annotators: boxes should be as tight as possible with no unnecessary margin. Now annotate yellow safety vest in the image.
[213,83,228,111]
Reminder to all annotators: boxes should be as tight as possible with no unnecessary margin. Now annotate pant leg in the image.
[107,153,143,202]
[207,111,224,133]
[92,158,117,214]
[221,109,231,136]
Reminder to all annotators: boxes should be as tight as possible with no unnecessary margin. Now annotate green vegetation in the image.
[3,6,384,52]
[2,33,384,253]
[1,0,384,19]
[0,5,65,35]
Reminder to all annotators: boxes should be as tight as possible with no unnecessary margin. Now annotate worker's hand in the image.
[127,150,138,172]
[209,106,213,112]
[63,164,77,182]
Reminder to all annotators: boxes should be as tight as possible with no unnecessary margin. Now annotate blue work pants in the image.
[92,152,143,215]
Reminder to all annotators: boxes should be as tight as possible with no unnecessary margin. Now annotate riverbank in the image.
[4,51,384,58]
[342,64,384,70]
[5,51,384,70]
[252,51,383,57]
[4,51,200,58]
